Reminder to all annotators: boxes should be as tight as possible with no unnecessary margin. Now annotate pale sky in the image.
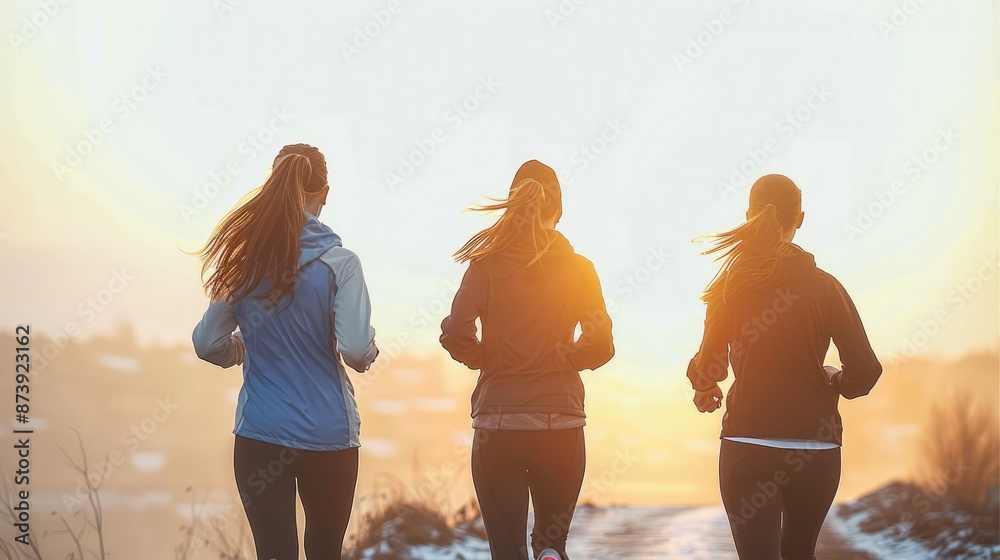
[1,0,997,383]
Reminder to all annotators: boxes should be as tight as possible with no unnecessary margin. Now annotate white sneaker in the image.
[537,549,562,560]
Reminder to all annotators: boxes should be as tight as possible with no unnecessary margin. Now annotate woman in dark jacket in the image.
[688,174,882,560]
[440,160,615,560]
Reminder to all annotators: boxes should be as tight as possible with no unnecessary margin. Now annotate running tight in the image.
[719,439,841,560]
[471,427,586,560]
[233,435,359,560]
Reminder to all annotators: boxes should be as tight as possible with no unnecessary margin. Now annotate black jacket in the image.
[441,231,615,418]
[687,244,882,445]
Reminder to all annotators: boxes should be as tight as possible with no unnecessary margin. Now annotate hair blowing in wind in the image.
[196,153,315,307]
[454,160,563,267]
[698,174,803,304]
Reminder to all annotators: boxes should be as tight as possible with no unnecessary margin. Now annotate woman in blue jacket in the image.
[193,143,378,559]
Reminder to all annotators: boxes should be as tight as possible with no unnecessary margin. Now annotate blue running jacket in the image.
[193,213,378,451]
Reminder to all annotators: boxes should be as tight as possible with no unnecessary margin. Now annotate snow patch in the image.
[830,503,937,560]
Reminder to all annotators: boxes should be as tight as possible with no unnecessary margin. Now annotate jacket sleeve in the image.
[440,263,486,369]
[827,279,882,399]
[331,252,379,373]
[561,261,615,371]
[686,300,730,392]
[192,299,245,368]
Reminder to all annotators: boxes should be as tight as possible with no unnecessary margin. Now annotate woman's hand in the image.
[694,385,723,413]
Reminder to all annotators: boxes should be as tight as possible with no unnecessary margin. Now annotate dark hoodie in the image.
[687,244,882,445]
[441,231,615,419]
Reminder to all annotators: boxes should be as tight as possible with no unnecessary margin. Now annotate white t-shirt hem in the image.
[723,436,840,450]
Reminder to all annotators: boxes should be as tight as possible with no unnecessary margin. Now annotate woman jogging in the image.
[687,174,882,560]
[440,160,615,560]
[192,143,378,559]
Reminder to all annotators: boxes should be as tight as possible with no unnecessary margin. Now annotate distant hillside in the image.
[3,327,997,506]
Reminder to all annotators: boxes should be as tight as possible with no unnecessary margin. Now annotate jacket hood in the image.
[298,213,343,267]
[760,243,817,288]
[487,230,575,279]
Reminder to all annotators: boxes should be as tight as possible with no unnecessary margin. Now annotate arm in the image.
[331,251,379,373]
[827,279,882,399]
[192,299,245,368]
[440,263,486,369]
[561,262,614,371]
[686,300,730,392]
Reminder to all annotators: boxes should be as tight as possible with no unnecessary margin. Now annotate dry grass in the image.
[920,391,1000,503]
[344,465,482,559]
[0,431,106,560]
[183,463,483,559]
[175,487,252,560]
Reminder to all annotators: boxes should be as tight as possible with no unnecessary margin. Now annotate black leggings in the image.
[471,428,586,560]
[233,435,359,560]
[719,439,841,560]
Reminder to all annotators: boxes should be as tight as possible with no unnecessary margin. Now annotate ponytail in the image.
[454,178,560,266]
[697,203,793,304]
[196,153,314,308]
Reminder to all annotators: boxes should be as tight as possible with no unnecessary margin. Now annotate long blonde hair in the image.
[698,174,803,304]
[454,160,563,266]
[196,144,328,307]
